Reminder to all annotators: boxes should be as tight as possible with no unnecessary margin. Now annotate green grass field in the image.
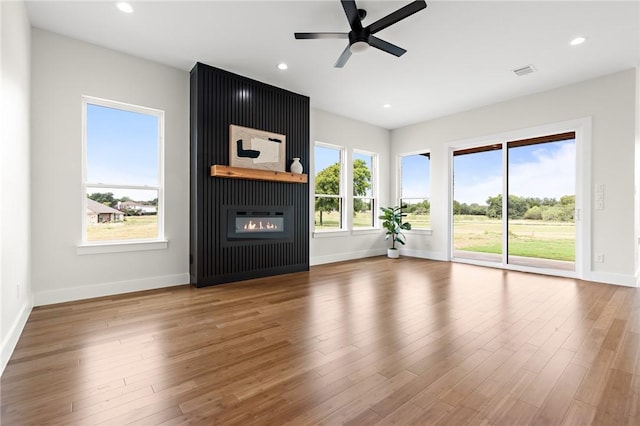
[314,211,574,261]
[87,216,158,241]
[454,215,575,261]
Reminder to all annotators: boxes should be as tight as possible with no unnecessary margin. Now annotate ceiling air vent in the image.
[513,64,536,76]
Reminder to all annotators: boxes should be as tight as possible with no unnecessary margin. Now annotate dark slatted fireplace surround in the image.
[190,63,310,287]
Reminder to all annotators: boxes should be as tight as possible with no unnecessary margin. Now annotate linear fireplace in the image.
[225,205,293,244]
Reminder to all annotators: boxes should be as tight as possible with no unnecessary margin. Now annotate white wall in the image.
[391,69,637,286]
[30,29,190,305]
[310,108,391,265]
[636,67,640,283]
[1,0,32,372]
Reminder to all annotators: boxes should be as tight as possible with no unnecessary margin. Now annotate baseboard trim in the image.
[311,249,385,266]
[1,298,33,375]
[33,273,190,306]
[587,271,638,287]
[399,248,448,261]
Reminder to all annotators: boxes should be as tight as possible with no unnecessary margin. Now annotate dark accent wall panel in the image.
[190,63,310,287]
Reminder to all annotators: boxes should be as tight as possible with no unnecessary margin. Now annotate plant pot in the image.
[387,248,400,259]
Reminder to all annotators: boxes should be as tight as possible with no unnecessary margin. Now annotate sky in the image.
[315,139,575,206]
[401,154,430,199]
[454,140,576,205]
[314,145,340,174]
[86,103,159,201]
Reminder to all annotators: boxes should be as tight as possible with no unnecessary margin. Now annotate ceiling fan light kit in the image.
[294,0,428,68]
[350,40,369,54]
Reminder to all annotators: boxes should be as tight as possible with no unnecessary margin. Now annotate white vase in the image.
[291,158,303,174]
[387,248,400,258]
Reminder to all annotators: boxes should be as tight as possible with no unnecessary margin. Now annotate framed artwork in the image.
[229,125,286,172]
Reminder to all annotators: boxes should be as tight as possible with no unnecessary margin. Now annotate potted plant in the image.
[379,205,412,258]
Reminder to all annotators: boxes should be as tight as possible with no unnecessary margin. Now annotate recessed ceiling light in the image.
[383,104,392,108]
[277,63,288,70]
[116,2,134,14]
[570,36,586,46]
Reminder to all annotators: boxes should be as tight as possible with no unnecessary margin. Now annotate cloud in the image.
[454,142,575,204]
[509,143,575,199]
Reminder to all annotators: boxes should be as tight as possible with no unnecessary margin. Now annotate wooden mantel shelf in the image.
[210,165,308,183]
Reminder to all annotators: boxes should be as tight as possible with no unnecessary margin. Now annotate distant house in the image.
[117,201,157,215]
[86,199,124,224]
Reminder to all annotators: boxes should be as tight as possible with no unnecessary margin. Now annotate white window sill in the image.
[313,228,383,238]
[77,240,168,255]
[352,228,382,236]
[312,230,350,238]
[406,228,433,236]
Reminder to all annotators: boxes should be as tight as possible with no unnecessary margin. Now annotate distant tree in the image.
[453,200,462,215]
[315,160,371,224]
[560,195,575,205]
[315,163,340,226]
[88,192,116,207]
[541,205,570,221]
[352,159,372,214]
[414,200,430,215]
[523,205,543,220]
[508,195,529,219]
[468,203,487,216]
[352,159,371,197]
[486,195,502,218]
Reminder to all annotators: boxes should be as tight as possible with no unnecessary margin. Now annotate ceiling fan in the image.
[294,0,427,68]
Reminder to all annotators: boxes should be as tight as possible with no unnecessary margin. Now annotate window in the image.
[314,143,344,231]
[353,151,376,228]
[400,152,431,229]
[82,96,163,243]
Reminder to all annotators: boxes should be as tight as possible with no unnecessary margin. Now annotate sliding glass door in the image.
[507,135,576,271]
[453,144,503,262]
[452,133,577,273]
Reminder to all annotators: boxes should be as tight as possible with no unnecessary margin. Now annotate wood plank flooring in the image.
[2,257,640,425]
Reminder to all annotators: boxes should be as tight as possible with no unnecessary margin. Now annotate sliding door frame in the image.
[446,117,592,279]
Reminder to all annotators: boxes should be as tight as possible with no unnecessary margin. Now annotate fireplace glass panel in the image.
[235,216,284,233]
[225,205,293,244]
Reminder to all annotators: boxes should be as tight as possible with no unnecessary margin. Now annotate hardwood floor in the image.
[2,257,639,425]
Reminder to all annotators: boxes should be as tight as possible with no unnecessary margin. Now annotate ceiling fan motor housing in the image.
[349,30,371,52]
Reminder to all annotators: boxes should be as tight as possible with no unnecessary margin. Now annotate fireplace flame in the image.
[243,220,279,231]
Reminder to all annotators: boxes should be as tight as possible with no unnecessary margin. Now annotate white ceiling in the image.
[25,0,640,129]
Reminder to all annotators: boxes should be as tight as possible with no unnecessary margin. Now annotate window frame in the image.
[313,141,346,233]
[352,149,378,230]
[79,95,166,253]
[398,150,432,231]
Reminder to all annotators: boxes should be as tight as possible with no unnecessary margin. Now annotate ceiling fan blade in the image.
[341,0,363,31]
[367,0,427,35]
[369,36,407,57]
[334,44,352,68]
[295,32,349,40]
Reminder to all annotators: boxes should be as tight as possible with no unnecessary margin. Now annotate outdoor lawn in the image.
[87,215,158,241]
[314,211,574,262]
[454,215,575,261]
